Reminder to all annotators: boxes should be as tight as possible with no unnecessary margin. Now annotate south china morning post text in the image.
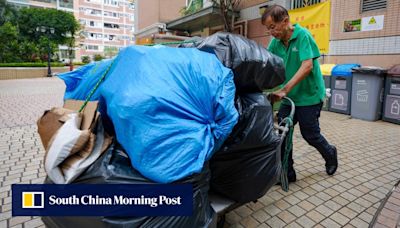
[48,194,182,207]
[12,184,193,216]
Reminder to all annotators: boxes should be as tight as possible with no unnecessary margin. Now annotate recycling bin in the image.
[329,64,360,114]
[350,67,386,121]
[383,64,400,124]
[320,64,336,111]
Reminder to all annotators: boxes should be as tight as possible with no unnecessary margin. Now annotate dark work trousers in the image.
[277,102,334,174]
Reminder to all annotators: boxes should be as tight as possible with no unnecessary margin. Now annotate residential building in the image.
[136,0,400,68]
[6,0,135,61]
[238,0,400,68]
[134,0,188,44]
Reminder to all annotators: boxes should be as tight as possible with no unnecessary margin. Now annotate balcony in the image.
[166,5,239,33]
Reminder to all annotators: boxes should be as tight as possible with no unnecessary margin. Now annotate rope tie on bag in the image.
[78,59,116,113]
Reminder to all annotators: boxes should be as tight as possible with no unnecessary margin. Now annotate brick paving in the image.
[0,78,399,228]
[371,181,400,228]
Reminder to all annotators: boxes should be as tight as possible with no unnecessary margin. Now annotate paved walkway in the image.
[371,181,400,228]
[0,78,399,228]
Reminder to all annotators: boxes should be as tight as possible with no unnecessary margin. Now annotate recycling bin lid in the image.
[320,64,336,76]
[352,66,387,76]
[388,64,400,77]
[332,64,360,77]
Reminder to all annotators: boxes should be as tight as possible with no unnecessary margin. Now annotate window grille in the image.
[361,0,386,12]
[291,0,321,9]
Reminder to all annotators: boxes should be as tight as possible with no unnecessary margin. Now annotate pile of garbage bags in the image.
[210,93,281,203]
[51,32,284,226]
[43,142,215,227]
[179,32,285,93]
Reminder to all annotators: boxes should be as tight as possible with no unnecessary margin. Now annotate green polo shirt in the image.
[268,24,325,106]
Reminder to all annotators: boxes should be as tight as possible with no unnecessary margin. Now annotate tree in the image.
[0,0,18,25]
[17,40,40,62]
[65,23,84,70]
[17,8,80,60]
[180,0,203,16]
[0,22,19,62]
[104,46,119,58]
[211,0,242,32]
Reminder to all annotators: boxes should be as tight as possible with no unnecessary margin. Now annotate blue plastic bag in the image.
[100,45,238,183]
[57,62,96,93]
[58,59,113,101]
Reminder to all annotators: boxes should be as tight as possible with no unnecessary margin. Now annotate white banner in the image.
[361,15,384,31]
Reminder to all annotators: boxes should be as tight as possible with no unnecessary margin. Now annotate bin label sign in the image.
[385,95,400,120]
[331,90,349,111]
[356,90,368,102]
[391,84,400,95]
[391,100,400,115]
[357,80,367,85]
[335,80,347,90]
[334,93,345,106]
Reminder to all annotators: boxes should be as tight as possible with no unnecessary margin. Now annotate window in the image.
[86,45,99,50]
[291,0,321,9]
[89,21,102,28]
[104,11,118,18]
[103,34,116,41]
[60,50,75,59]
[59,0,73,9]
[104,0,118,6]
[361,0,386,12]
[84,8,102,16]
[86,0,102,4]
[89,33,103,40]
[104,23,120,29]
[32,0,51,3]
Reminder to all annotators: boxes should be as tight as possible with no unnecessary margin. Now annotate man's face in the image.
[263,15,289,40]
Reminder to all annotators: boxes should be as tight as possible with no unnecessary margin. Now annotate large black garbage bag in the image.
[179,32,285,93]
[210,93,282,203]
[42,142,215,228]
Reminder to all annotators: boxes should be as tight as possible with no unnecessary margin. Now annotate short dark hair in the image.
[261,5,289,24]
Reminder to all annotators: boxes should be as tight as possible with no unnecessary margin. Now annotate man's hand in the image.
[271,88,288,103]
[271,59,313,103]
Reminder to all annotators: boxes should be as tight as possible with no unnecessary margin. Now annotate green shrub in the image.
[0,62,65,67]
[81,55,90,64]
[93,54,104,61]
[71,62,86,66]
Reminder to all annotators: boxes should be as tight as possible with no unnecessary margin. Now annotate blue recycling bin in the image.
[329,64,360,115]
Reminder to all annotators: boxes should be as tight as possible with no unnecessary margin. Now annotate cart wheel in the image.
[217,214,226,228]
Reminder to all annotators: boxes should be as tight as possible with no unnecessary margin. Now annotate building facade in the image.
[7,0,135,61]
[241,0,400,68]
[135,0,399,68]
[134,0,187,44]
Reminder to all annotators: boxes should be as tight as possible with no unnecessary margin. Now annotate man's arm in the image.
[272,59,313,101]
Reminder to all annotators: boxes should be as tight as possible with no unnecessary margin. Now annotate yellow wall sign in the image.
[288,1,331,54]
